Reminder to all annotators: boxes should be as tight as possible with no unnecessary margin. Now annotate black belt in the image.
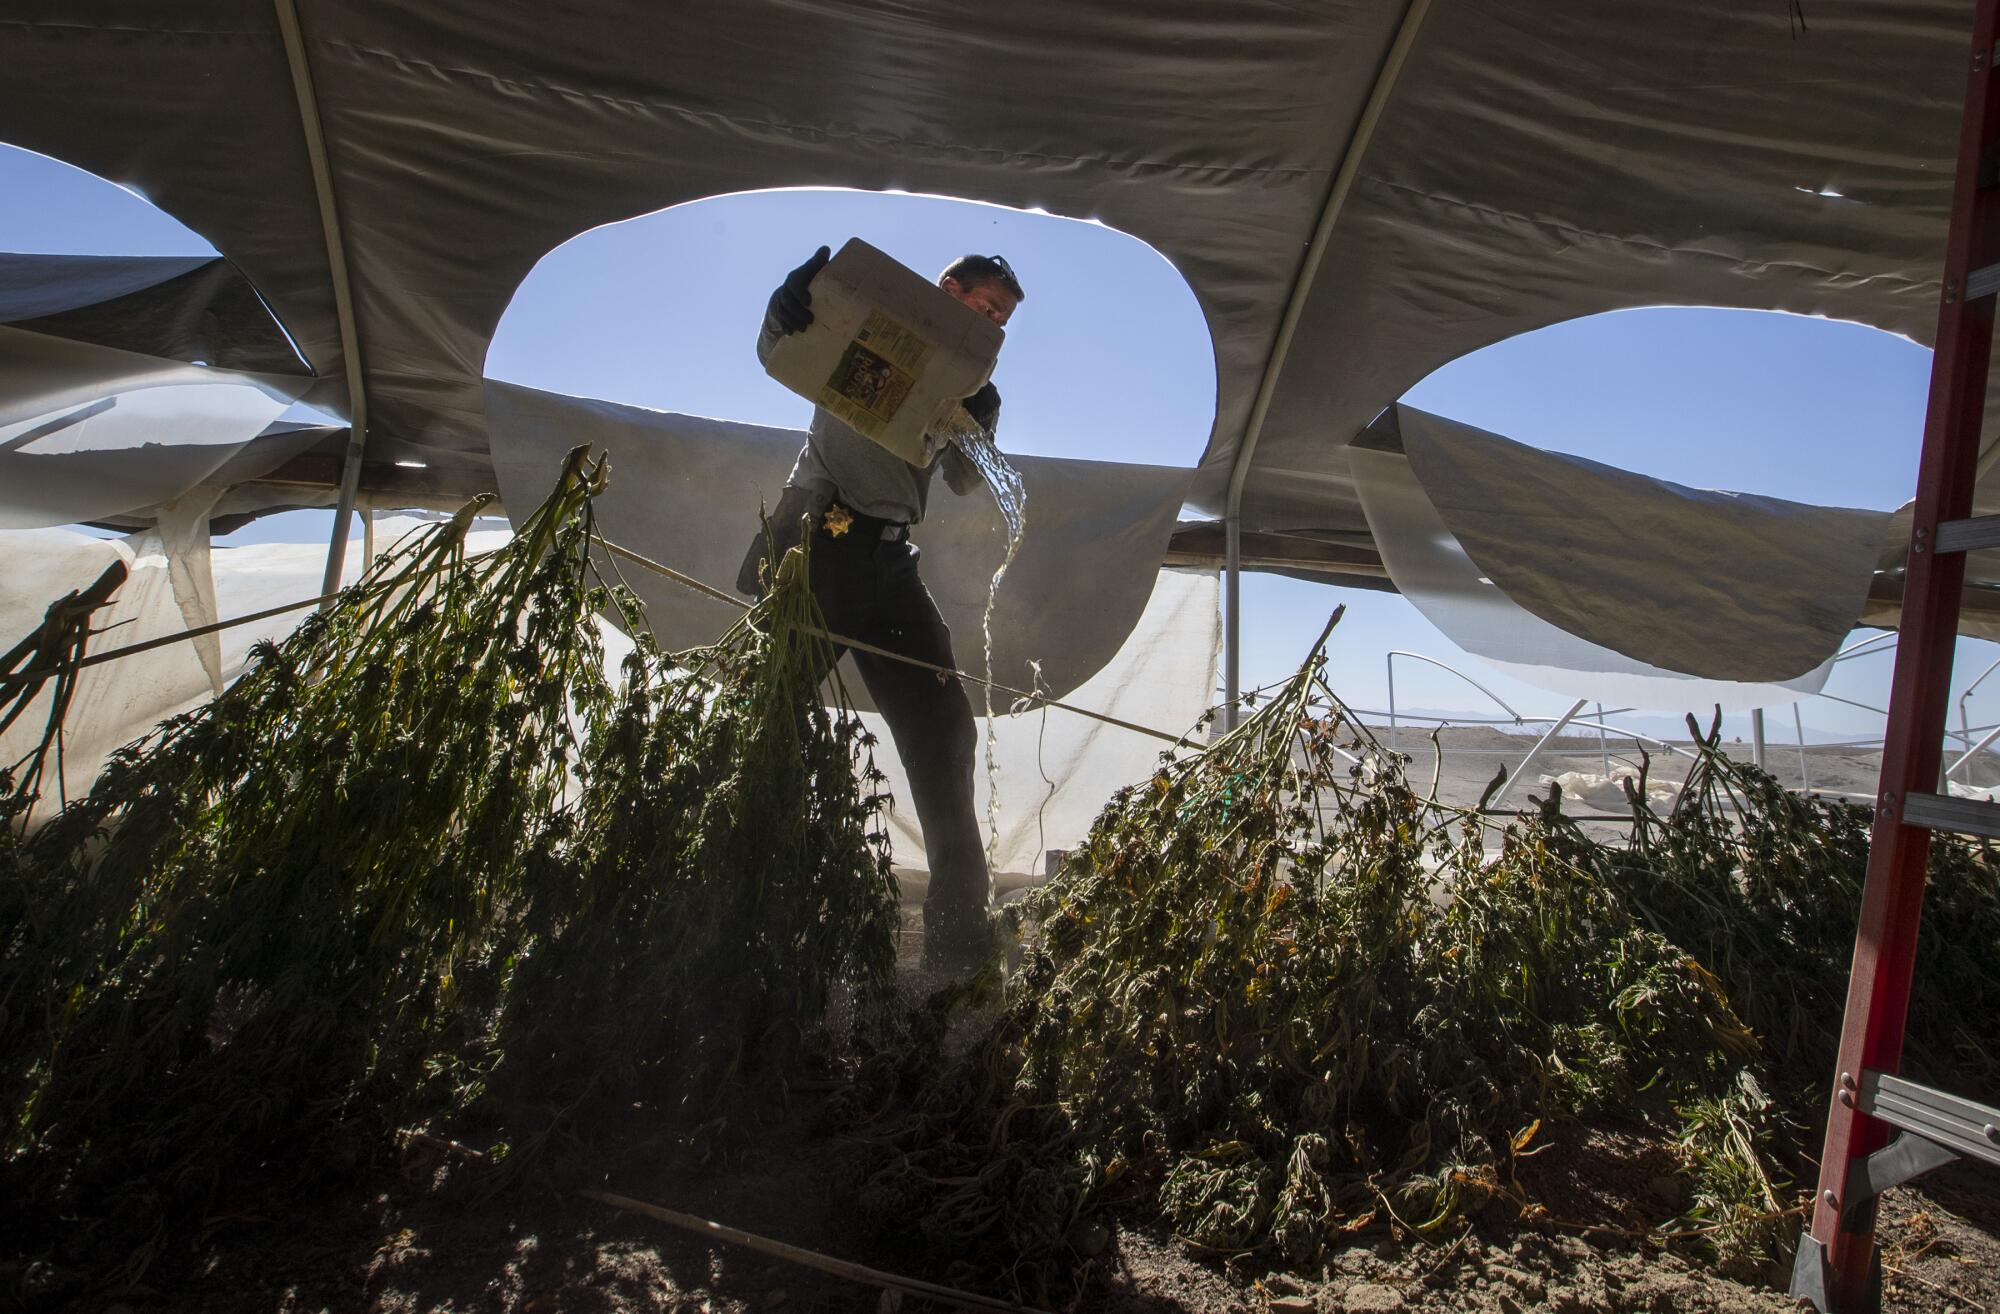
[815,501,909,544]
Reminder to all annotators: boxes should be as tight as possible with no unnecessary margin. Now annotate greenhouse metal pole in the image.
[1217,0,1434,733]
[274,0,372,602]
[1793,2,2000,1308]
[1224,516,1242,730]
[1487,698,1586,810]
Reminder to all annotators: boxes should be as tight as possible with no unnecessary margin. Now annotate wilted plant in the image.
[0,450,897,1294]
[1609,716,2000,1093]
[849,618,2000,1298]
[7,456,1997,1308]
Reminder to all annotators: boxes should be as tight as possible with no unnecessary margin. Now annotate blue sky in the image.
[486,187,1220,470]
[4,142,1987,750]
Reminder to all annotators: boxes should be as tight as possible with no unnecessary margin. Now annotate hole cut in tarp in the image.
[485,185,1217,470]
[1399,304,1930,515]
[0,143,216,259]
[482,190,1221,856]
[0,144,307,374]
[0,145,325,528]
[1364,305,1933,692]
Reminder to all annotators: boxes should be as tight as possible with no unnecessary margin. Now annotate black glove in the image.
[963,381,1001,433]
[767,245,831,336]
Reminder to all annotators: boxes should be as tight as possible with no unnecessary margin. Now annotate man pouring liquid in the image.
[739,246,1023,974]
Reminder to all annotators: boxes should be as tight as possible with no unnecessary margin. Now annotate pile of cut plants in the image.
[0,450,899,1305]
[840,614,2000,1306]
[4,457,1997,1314]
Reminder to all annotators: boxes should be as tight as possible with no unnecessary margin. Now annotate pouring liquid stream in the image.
[937,405,1027,873]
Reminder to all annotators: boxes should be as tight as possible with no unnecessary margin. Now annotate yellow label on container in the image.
[816,311,933,436]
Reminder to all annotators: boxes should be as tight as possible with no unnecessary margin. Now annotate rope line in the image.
[6,533,1626,822]
[593,538,1196,747]
[5,535,1205,751]
[2,545,510,688]
[6,589,343,687]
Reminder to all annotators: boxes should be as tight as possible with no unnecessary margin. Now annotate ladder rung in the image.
[1901,789,2000,837]
[1860,1071,2000,1168]
[1968,262,2000,300]
[1936,514,2000,553]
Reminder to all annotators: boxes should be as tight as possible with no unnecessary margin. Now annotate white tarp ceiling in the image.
[0,2,1985,534]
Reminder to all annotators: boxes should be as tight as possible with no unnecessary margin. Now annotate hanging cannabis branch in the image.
[0,450,897,1295]
[846,618,2000,1300]
[6,455,1996,1307]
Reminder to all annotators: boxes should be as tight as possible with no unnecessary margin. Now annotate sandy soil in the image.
[110,1091,1998,1314]
[68,734,2000,1314]
[101,885,1998,1314]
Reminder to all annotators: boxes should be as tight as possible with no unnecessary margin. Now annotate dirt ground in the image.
[53,730,2000,1314]
[95,886,1999,1314]
[100,1082,2000,1314]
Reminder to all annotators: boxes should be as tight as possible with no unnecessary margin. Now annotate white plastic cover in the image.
[0,519,508,818]
[871,566,1220,879]
[0,526,289,814]
[1349,436,1836,714]
[1391,406,1892,683]
[483,380,1193,706]
[0,325,311,529]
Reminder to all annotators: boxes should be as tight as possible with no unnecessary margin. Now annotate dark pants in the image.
[739,495,990,949]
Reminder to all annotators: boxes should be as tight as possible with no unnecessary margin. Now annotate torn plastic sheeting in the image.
[0,253,215,323]
[1348,437,1833,715]
[154,486,227,695]
[0,325,311,530]
[0,252,310,376]
[482,380,1194,709]
[874,565,1220,879]
[1390,405,1890,685]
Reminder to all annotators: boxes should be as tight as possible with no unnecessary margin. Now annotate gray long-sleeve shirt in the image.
[757,311,984,525]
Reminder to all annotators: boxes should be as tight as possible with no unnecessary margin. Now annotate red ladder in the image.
[1791,4,2000,1310]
